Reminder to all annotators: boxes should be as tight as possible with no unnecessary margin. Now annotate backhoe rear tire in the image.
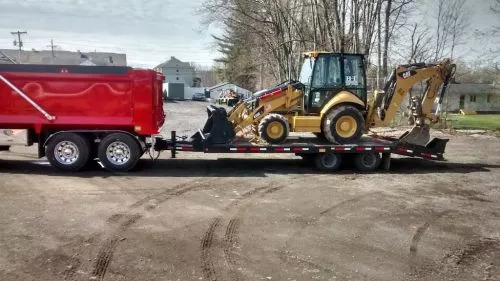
[258,114,290,144]
[323,105,364,144]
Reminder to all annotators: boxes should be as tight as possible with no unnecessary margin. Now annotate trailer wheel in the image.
[258,114,290,144]
[46,133,90,172]
[354,152,381,172]
[98,133,142,172]
[314,153,342,171]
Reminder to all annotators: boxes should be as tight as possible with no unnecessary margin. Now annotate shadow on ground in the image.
[0,156,498,178]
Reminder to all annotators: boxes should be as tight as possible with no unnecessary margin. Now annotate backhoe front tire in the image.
[323,105,364,144]
[258,114,290,144]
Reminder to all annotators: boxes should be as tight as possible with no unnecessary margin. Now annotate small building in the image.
[0,49,127,66]
[445,83,500,113]
[155,57,199,87]
[207,83,252,99]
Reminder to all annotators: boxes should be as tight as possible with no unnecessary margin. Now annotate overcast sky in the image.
[0,0,497,68]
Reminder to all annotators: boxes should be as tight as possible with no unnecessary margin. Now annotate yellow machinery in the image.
[205,52,456,146]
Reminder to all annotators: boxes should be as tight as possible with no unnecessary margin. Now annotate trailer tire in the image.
[98,133,142,172]
[323,105,364,144]
[258,114,290,144]
[354,152,381,172]
[46,133,90,172]
[314,153,342,171]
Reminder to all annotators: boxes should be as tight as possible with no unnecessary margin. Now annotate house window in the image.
[176,69,179,73]
[470,95,476,102]
[176,77,179,80]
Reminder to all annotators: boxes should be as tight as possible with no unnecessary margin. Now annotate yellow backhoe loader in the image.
[198,52,456,147]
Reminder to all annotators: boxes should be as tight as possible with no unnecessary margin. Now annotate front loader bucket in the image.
[191,105,235,145]
[398,125,430,147]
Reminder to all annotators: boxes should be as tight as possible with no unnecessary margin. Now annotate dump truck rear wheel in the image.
[354,152,381,172]
[258,114,289,144]
[314,153,342,171]
[46,132,90,172]
[323,105,364,144]
[98,133,142,172]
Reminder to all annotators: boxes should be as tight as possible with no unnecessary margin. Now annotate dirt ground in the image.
[1,101,499,281]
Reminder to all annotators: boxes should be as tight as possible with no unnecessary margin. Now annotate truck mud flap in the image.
[191,105,235,146]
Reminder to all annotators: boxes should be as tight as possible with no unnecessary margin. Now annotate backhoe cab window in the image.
[312,55,341,88]
[299,58,314,86]
[343,55,365,88]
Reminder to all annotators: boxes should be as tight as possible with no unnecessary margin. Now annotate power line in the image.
[10,30,27,63]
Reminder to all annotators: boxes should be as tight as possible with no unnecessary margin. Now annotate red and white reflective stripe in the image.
[375,147,391,152]
[292,147,310,152]
[355,147,372,151]
[334,147,352,151]
[274,147,292,152]
[249,147,268,152]
[398,147,414,154]
[177,146,193,151]
[229,147,247,152]
[421,152,438,159]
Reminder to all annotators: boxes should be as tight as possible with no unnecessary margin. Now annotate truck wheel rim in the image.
[335,116,357,138]
[54,141,80,165]
[106,141,131,165]
[321,154,338,168]
[266,121,284,139]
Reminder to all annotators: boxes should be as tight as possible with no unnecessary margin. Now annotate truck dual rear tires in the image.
[46,132,142,172]
[323,105,364,144]
[46,133,91,172]
[259,114,290,144]
[98,133,142,172]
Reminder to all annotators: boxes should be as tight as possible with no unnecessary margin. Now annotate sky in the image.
[0,0,220,68]
[0,0,498,68]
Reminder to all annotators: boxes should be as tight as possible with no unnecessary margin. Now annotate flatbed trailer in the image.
[152,131,448,172]
[0,63,448,173]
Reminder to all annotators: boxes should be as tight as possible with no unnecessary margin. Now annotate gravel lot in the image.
[1,100,499,281]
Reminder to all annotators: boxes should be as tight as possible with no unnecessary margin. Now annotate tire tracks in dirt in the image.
[87,172,219,281]
[408,211,451,272]
[279,191,382,276]
[90,213,142,281]
[200,175,302,281]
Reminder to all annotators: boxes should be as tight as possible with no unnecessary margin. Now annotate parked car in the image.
[191,93,206,101]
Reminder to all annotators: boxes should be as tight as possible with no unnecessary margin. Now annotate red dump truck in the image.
[0,64,448,172]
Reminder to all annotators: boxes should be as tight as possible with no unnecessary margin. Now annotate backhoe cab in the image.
[196,52,455,148]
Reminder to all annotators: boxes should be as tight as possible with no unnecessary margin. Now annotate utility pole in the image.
[11,31,27,63]
[47,39,58,58]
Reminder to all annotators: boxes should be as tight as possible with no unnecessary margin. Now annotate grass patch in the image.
[447,114,500,131]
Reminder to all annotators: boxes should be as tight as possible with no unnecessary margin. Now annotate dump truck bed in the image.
[0,64,165,135]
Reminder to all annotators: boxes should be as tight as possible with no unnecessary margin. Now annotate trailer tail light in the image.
[134,126,142,132]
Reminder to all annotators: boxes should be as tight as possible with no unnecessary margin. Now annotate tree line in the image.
[200,0,498,91]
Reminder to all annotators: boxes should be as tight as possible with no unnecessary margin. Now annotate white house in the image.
[155,57,199,87]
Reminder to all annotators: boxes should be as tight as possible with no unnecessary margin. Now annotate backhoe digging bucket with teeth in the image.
[398,125,431,147]
[191,105,235,146]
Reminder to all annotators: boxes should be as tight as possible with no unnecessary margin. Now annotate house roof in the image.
[448,83,499,95]
[155,56,192,69]
[0,49,127,66]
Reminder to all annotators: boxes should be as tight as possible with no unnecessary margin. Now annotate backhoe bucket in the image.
[398,125,430,147]
[191,105,235,145]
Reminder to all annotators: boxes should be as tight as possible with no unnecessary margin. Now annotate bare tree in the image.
[433,0,470,60]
